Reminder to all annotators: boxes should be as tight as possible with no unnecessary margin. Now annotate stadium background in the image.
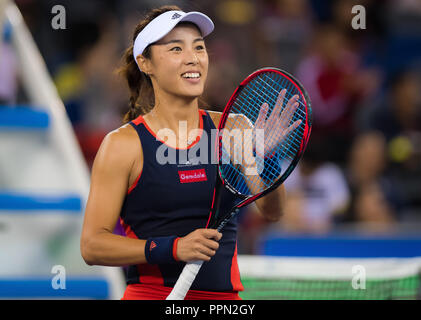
[0,0,420,299]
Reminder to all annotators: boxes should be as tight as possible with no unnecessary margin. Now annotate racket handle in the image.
[213,208,240,232]
[166,260,204,300]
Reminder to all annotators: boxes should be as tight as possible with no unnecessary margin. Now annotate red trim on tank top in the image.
[127,168,142,195]
[119,218,138,239]
[132,116,143,126]
[230,242,244,291]
[132,109,205,150]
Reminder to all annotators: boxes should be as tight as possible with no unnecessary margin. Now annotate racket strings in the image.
[220,71,308,196]
[243,77,305,160]
[237,73,307,119]
[238,76,306,145]
[224,104,298,189]
[259,73,307,159]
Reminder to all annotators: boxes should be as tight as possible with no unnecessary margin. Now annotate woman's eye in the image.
[196,45,205,50]
[170,46,182,52]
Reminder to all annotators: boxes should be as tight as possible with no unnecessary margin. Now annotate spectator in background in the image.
[280,137,350,234]
[202,38,239,111]
[76,16,127,132]
[54,15,126,132]
[340,132,400,232]
[54,16,127,168]
[366,71,421,220]
[296,24,379,164]
[368,71,421,140]
[255,0,313,71]
[203,0,257,110]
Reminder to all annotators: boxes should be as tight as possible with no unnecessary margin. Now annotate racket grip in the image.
[166,260,204,300]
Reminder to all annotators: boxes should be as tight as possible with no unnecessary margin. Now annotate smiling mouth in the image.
[181,72,201,79]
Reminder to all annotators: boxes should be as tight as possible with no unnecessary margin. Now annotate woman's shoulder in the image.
[105,123,139,147]
[94,123,141,170]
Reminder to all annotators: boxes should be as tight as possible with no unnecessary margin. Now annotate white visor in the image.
[133,10,214,70]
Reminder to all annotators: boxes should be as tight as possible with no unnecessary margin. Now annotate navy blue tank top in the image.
[119,109,243,292]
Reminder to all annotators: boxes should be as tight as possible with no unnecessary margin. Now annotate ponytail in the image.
[120,45,154,124]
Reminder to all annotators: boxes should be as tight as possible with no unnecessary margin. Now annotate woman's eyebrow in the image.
[158,37,204,45]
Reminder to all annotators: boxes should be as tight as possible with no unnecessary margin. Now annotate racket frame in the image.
[208,67,312,229]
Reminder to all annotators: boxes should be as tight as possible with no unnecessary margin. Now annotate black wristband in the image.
[144,236,178,265]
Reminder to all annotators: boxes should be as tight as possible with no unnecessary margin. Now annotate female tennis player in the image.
[80,5,288,300]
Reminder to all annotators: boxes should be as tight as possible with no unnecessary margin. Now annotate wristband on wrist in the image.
[144,236,179,264]
[253,149,282,180]
[261,154,282,180]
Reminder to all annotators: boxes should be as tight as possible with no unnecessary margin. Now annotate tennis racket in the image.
[166,67,312,300]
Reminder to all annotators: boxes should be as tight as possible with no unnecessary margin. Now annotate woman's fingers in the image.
[280,95,299,126]
[256,103,269,129]
[258,91,300,131]
[201,228,222,241]
[267,89,286,125]
[177,229,222,262]
[194,237,219,260]
[195,252,213,262]
[199,237,220,251]
[253,91,302,155]
[198,246,217,260]
[284,119,302,137]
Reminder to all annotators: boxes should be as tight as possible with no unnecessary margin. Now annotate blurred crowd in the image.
[1,0,421,253]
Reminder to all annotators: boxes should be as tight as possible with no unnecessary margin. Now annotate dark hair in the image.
[119,5,183,124]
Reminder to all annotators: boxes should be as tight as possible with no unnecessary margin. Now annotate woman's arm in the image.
[254,185,286,221]
[80,126,147,266]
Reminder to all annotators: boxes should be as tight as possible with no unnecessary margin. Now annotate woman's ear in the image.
[136,55,152,75]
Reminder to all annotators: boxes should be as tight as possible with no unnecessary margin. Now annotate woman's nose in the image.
[185,49,199,65]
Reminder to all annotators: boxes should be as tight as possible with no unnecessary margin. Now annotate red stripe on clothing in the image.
[133,115,143,126]
[122,283,241,300]
[137,264,164,286]
[230,243,244,291]
[131,110,205,150]
[127,169,142,195]
[119,218,138,239]
[205,188,217,228]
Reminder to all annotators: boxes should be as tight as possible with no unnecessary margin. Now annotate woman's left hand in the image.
[253,89,302,158]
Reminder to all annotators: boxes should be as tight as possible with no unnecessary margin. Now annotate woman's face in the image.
[143,23,209,100]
